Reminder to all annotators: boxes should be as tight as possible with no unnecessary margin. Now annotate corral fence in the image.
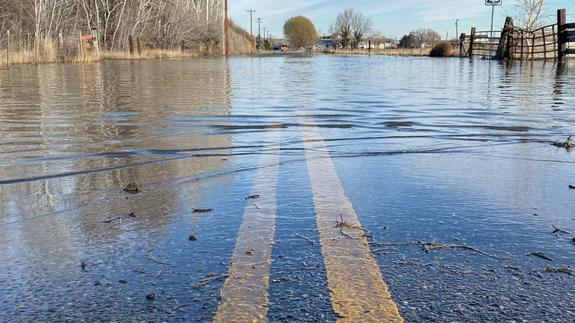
[459,9,573,61]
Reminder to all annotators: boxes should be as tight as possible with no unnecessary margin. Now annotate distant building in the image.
[315,38,340,49]
[359,38,399,49]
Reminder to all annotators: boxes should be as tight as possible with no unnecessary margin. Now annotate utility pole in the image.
[455,19,459,44]
[247,9,256,52]
[485,0,502,59]
[224,0,229,57]
[256,18,263,49]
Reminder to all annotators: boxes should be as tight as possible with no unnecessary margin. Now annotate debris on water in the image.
[94,280,112,286]
[103,212,137,224]
[245,194,260,200]
[245,250,254,255]
[80,261,87,271]
[504,266,525,279]
[193,208,213,214]
[526,251,553,261]
[551,136,574,149]
[335,215,365,240]
[541,267,574,276]
[192,274,229,288]
[145,255,173,266]
[118,279,128,284]
[134,268,146,274]
[294,233,315,245]
[146,293,156,301]
[552,225,570,235]
[123,183,140,194]
[369,241,509,260]
[571,237,575,245]
[188,235,197,241]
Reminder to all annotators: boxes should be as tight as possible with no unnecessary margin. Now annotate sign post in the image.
[486,0,503,58]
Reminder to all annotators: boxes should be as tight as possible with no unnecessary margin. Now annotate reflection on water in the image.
[0,59,232,269]
[1,56,575,320]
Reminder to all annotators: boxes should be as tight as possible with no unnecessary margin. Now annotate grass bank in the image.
[0,38,220,68]
[324,47,464,58]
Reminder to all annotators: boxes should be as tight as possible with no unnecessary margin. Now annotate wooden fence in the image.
[459,28,501,58]
[461,9,573,61]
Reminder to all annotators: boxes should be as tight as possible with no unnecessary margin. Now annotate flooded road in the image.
[1,55,575,322]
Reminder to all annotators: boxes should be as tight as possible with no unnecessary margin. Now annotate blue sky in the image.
[229,0,575,39]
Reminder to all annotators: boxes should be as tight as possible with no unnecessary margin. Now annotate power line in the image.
[256,18,263,50]
[246,9,255,39]
[257,18,263,38]
[246,9,256,53]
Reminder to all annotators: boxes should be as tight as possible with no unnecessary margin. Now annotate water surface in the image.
[1,56,574,321]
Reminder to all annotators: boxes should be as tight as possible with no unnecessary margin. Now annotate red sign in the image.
[80,35,95,42]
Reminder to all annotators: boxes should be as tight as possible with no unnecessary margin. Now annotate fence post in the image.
[78,31,84,63]
[469,27,476,57]
[506,27,515,60]
[128,35,134,56]
[136,38,142,56]
[542,27,547,60]
[531,33,535,59]
[459,33,466,56]
[6,30,10,70]
[557,9,566,61]
[34,32,39,64]
[496,17,513,59]
[92,29,101,61]
[58,32,63,62]
[520,31,524,60]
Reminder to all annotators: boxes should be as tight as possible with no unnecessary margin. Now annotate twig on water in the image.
[526,252,553,261]
[541,267,574,276]
[552,225,570,235]
[192,274,229,288]
[335,214,366,240]
[193,208,213,214]
[145,255,173,266]
[102,212,137,225]
[294,233,315,245]
[368,241,510,260]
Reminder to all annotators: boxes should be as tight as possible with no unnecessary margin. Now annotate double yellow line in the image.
[213,121,403,322]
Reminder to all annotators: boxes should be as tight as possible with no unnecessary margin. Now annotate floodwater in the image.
[1,55,575,322]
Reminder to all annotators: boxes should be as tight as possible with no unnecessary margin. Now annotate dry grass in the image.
[102,49,200,60]
[329,47,432,57]
[0,38,208,66]
[429,41,453,57]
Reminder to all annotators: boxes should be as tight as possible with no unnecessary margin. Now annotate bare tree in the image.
[350,11,372,49]
[0,0,226,51]
[399,28,441,48]
[329,9,353,48]
[515,0,546,30]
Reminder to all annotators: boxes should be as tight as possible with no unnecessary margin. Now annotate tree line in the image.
[0,0,224,50]
[282,1,550,51]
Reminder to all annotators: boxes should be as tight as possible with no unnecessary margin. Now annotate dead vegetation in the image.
[369,240,510,260]
[551,136,574,149]
[429,41,453,57]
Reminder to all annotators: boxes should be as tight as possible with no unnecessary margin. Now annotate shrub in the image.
[429,41,452,57]
[283,16,318,49]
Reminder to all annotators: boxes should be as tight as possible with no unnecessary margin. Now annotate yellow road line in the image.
[213,145,280,323]
[301,118,404,323]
